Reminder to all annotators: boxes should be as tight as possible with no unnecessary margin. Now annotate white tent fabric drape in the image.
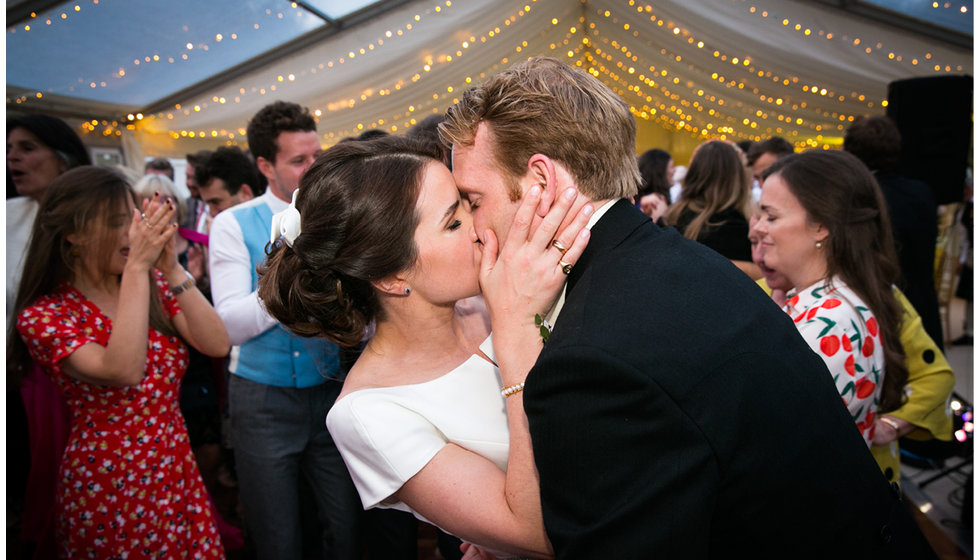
[128,0,971,158]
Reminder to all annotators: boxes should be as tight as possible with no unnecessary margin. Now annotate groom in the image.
[441,57,936,559]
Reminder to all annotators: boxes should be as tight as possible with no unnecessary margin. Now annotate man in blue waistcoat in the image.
[208,101,362,559]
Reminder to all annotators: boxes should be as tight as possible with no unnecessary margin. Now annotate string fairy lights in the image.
[9,0,95,33]
[154,1,472,140]
[743,2,966,73]
[9,1,318,100]
[319,2,560,141]
[7,0,971,153]
[579,0,969,148]
[161,0,968,151]
[584,4,842,146]
[154,0,560,145]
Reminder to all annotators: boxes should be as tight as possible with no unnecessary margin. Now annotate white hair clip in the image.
[270,189,302,247]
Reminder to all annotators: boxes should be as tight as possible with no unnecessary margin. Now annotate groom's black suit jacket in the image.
[524,200,935,559]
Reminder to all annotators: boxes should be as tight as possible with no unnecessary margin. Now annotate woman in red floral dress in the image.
[751,149,910,446]
[10,166,230,558]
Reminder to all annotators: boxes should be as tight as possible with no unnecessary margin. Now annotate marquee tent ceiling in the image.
[6,0,973,161]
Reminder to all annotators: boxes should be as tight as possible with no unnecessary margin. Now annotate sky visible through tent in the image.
[864,0,973,35]
[6,0,384,106]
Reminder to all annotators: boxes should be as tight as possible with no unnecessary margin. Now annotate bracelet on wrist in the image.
[501,382,525,398]
[878,416,901,434]
[171,274,196,296]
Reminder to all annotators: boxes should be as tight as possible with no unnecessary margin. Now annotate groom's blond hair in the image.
[440,56,640,201]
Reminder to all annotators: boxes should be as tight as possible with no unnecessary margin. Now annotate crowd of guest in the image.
[6,56,963,560]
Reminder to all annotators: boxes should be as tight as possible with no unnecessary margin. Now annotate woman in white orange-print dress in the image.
[750,150,910,446]
[10,166,230,558]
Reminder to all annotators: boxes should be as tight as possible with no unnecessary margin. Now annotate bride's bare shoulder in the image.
[336,351,389,400]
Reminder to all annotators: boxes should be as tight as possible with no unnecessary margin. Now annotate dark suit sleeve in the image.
[524,344,717,559]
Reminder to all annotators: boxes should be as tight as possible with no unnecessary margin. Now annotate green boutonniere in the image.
[535,313,552,344]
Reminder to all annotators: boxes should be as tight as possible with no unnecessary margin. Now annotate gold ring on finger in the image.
[551,239,567,255]
[558,260,573,275]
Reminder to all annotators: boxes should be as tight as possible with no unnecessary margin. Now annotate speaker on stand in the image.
[886,75,973,206]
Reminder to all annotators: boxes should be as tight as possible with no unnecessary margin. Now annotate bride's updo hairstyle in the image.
[258,135,443,347]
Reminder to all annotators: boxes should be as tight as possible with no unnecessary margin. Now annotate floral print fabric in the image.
[16,273,222,559]
[784,278,884,446]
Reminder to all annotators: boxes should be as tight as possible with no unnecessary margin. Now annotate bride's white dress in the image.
[326,336,509,522]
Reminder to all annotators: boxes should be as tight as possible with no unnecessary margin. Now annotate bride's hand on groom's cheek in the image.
[479,184,592,328]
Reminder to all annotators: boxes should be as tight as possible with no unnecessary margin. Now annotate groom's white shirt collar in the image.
[544,198,620,327]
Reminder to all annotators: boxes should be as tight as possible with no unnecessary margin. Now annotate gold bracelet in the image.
[879,416,901,433]
[501,382,525,398]
[171,274,196,296]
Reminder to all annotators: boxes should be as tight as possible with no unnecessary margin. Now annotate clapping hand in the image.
[128,192,178,274]
[639,192,668,222]
[185,243,207,283]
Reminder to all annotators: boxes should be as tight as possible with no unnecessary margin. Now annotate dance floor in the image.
[900,296,974,560]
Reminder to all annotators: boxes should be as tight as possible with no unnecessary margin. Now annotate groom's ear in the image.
[527,154,557,218]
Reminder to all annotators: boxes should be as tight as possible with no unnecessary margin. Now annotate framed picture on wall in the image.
[91,147,124,167]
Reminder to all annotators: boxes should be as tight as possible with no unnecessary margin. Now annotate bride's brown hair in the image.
[258,135,443,347]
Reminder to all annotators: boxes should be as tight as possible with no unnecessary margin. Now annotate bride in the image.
[258,135,591,559]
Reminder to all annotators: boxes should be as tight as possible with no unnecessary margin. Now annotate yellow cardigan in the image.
[757,280,954,483]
